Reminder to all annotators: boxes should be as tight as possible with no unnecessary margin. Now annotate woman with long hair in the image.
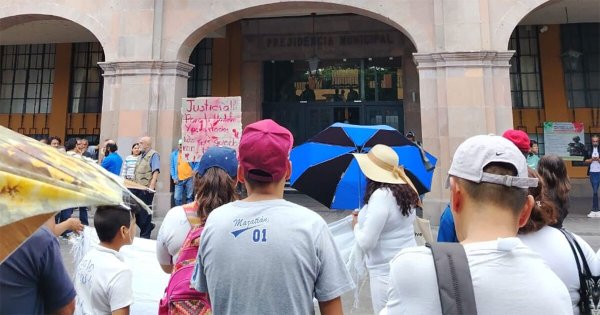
[121,143,142,180]
[156,146,238,273]
[351,144,420,314]
[519,168,597,314]
[537,154,571,228]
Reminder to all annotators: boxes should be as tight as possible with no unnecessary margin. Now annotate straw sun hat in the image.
[353,144,419,194]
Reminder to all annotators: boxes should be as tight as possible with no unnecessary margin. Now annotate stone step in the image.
[570,178,592,198]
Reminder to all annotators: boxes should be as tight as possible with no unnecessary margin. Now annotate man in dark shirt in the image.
[299,84,316,102]
[0,223,76,314]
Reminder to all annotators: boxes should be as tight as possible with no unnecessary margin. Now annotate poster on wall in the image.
[181,97,242,162]
[543,122,586,162]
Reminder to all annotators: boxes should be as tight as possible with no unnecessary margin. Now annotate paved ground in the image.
[60,193,599,314]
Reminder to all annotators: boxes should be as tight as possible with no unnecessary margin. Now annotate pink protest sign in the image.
[181,97,242,162]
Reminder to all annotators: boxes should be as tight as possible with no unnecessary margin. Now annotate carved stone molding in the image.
[99,61,195,78]
[413,51,515,69]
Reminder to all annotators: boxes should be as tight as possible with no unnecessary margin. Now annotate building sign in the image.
[543,122,586,161]
[263,32,394,49]
[181,97,242,162]
[241,15,408,61]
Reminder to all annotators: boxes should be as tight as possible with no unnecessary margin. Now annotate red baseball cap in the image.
[502,129,530,153]
[239,119,293,182]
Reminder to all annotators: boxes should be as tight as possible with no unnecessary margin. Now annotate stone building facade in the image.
[1,0,598,220]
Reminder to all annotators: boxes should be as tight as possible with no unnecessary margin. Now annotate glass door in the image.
[263,57,405,145]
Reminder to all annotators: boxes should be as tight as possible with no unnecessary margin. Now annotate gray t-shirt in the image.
[191,199,355,315]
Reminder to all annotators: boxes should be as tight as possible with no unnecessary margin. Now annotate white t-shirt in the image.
[353,188,416,272]
[156,206,192,265]
[382,238,572,315]
[74,245,133,314]
[192,199,355,315]
[121,155,140,179]
[591,147,600,173]
[519,226,598,314]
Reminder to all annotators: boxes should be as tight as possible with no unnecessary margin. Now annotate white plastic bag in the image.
[328,215,368,309]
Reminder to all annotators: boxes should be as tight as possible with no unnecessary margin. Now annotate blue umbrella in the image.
[290,123,437,210]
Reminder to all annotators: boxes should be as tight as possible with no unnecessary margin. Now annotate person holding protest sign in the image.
[170,139,196,206]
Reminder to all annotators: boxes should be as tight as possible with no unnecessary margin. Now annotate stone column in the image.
[413,51,514,224]
[240,61,262,127]
[99,60,194,216]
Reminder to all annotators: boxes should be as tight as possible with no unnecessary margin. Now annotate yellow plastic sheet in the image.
[0,126,148,262]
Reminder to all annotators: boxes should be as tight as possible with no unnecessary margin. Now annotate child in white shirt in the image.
[74,205,137,315]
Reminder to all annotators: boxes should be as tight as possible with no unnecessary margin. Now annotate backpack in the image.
[427,242,478,315]
[159,204,211,315]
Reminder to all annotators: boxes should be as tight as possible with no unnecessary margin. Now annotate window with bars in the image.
[69,42,105,113]
[509,26,544,109]
[187,39,213,97]
[561,23,600,108]
[0,44,56,114]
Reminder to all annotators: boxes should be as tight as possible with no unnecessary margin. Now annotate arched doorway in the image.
[0,14,107,147]
[171,3,427,145]
[502,0,599,181]
[257,14,413,144]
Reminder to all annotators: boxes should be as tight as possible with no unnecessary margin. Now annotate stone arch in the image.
[0,3,112,59]
[166,0,434,61]
[491,0,553,50]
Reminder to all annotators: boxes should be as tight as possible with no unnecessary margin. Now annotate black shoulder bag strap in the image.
[572,235,600,313]
[560,228,600,314]
[559,228,584,275]
[427,242,478,315]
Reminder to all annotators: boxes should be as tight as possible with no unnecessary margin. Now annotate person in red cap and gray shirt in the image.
[191,119,354,315]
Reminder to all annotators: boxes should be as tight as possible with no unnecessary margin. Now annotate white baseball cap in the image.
[448,135,538,189]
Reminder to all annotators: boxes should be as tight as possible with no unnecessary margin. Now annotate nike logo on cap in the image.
[495,152,504,156]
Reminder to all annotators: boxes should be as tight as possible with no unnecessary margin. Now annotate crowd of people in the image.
[39,135,160,240]
[1,122,600,315]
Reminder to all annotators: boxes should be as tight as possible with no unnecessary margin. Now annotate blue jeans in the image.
[591,172,600,211]
[79,207,89,225]
[131,189,155,239]
[174,177,194,206]
[55,207,88,235]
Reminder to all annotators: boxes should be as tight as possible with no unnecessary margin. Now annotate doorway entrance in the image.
[263,57,404,144]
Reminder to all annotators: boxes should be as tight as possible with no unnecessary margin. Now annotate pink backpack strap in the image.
[174,226,203,265]
[182,202,202,226]
[172,203,204,267]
